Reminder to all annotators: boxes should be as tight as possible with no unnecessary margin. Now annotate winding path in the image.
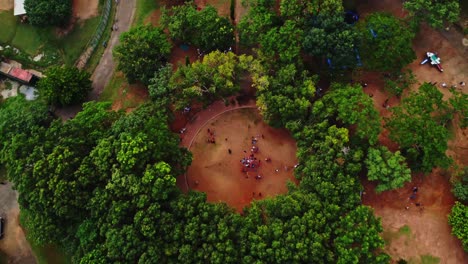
[89,0,137,100]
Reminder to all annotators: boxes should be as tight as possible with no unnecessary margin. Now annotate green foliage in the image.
[385,83,452,173]
[452,167,468,202]
[357,12,416,73]
[161,4,234,52]
[148,64,174,106]
[448,202,468,251]
[24,0,72,27]
[238,0,279,46]
[113,25,172,84]
[171,51,253,109]
[365,146,412,193]
[313,83,381,145]
[403,0,460,29]
[384,70,416,97]
[260,20,303,64]
[253,62,316,127]
[449,88,468,128]
[37,66,92,106]
[303,13,358,70]
[334,206,390,263]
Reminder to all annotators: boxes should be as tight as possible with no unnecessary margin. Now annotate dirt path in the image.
[0,182,36,264]
[90,0,137,100]
[356,1,468,262]
[0,0,12,10]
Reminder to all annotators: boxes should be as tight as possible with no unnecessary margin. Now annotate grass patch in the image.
[398,225,411,237]
[59,17,101,66]
[100,71,126,102]
[0,11,17,43]
[0,6,104,68]
[134,0,159,25]
[420,255,440,264]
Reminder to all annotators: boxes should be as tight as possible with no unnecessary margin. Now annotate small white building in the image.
[14,0,26,16]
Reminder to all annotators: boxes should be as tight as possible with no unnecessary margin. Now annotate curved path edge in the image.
[179,99,257,191]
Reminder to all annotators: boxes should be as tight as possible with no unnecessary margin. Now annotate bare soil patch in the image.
[168,44,199,71]
[72,0,98,20]
[111,81,149,112]
[0,0,12,11]
[183,108,298,212]
[356,0,468,262]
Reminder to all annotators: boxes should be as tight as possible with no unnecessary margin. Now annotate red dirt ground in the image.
[181,108,298,212]
[356,0,468,262]
[0,0,12,11]
[111,81,149,113]
[72,0,98,20]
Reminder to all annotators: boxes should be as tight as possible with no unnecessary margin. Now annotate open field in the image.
[182,108,298,212]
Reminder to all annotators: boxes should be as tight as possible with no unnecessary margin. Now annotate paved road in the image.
[89,0,137,100]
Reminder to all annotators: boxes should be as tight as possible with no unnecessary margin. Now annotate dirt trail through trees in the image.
[357,0,468,262]
[178,105,298,212]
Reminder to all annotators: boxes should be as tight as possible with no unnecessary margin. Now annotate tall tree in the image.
[357,12,416,73]
[312,83,381,145]
[365,146,412,193]
[403,0,460,28]
[24,0,72,27]
[37,66,92,107]
[448,202,468,252]
[162,4,234,52]
[385,83,452,173]
[238,0,279,46]
[113,25,172,84]
[171,51,253,109]
[303,12,358,70]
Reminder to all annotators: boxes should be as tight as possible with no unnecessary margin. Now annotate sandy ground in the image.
[72,0,98,20]
[0,0,12,10]
[356,0,468,262]
[184,108,298,212]
[0,182,36,264]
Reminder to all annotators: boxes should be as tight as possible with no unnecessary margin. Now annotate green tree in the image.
[448,202,468,252]
[148,64,174,106]
[385,83,452,173]
[253,63,316,127]
[238,0,279,46]
[171,51,253,109]
[162,4,234,52]
[260,20,303,64]
[403,0,460,29]
[452,167,468,202]
[357,12,416,72]
[37,66,92,107]
[365,146,412,193]
[312,83,381,145]
[334,206,390,263]
[113,25,172,84]
[303,13,358,70]
[449,88,468,128]
[24,0,72,27]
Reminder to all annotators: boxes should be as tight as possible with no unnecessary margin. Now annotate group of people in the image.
[206,128,216,144]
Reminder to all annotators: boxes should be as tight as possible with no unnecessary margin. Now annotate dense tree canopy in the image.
[24,0,72,27]
[37,66,92,107]
[170,51,253,109]
[357,12,416,72]
[303,13,358,70]
[161,4,234,52]
[113,25,172,84]
[365,146,412,193]
[385,83,452,173]
[403,0,460,28]
[448,202,468,252]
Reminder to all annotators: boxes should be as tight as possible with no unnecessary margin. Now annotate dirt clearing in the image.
[182,108,298,212]
[0,0,12,11]
[72,0,98,20]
